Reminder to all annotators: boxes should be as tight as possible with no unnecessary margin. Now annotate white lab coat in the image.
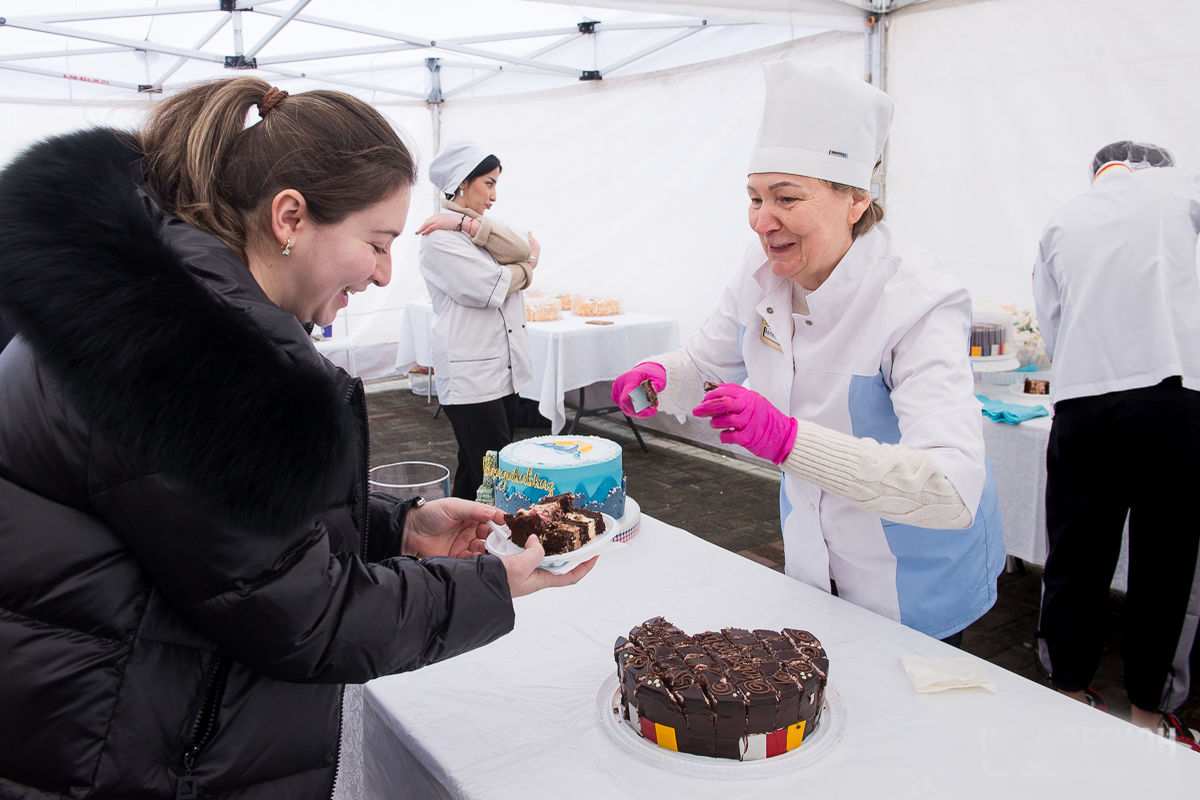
[1032,167,1200,405]
[418,224,533,406]
[684,222,1005,638]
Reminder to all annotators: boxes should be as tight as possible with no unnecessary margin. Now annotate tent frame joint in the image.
[225,55,258,70]
[580,70,601,81]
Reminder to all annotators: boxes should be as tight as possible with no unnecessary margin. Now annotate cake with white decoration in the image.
[490,435,625,519]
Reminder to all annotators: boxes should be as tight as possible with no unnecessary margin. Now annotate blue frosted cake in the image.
[491,436,626,518]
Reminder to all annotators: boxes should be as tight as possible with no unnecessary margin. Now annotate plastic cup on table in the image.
[368,461,451,501]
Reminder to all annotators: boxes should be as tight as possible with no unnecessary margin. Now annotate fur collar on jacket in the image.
[0,128,358,533]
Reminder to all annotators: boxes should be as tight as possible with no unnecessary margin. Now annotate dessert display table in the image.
[979,385,1130,590]
[396,301,679,434]
[521,310,678,436]
[361,516,1191,799]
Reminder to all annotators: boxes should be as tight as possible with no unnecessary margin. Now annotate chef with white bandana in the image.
[613,61,1005,643]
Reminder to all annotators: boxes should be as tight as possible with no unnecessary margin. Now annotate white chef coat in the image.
[1032,167,1200,405]
[418,223,533,406]
[684,222,1005,638]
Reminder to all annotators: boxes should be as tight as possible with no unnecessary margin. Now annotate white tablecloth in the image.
[362,516,1194,799]
[979,383,1130,591]
[521,311,678,433]
[396,301,678,433]
[394,301,437,371]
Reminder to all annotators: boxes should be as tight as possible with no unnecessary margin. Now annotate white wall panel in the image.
[885,0,1200,310]
[433,32,862,344]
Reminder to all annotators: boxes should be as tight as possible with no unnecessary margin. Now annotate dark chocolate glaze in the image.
[615,617,828,761]
[635,677,686,730]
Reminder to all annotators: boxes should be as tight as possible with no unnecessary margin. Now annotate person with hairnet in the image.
[418,140,540,499]
[612,62,1004,645]
[1033,141,1200,748]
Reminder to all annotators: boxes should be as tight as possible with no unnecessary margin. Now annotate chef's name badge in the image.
[760,318,783,352]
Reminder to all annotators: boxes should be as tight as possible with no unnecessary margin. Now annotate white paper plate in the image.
[595,673,845,778]
[486,512,620,574]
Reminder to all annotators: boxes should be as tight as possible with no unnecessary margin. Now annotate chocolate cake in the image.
[503,493,605,556]
[703,381,719,393]
[638,377,659,409]
[614,617,828,760]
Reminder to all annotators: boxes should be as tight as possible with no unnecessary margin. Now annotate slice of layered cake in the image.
[503,494,606,556]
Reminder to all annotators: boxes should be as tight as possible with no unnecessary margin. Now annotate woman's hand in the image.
[611,362,666,418]
[527,232,541,265]
[693,384,798,464]
[500,535,597,598]
[401,498,499,559]
[415,213,476,237]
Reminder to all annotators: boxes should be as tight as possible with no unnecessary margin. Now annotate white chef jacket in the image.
[1032,167,1200,405]
[418,223,533,406]
[684,222,1005,638]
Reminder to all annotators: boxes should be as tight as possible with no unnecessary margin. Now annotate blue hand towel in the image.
[976,395,1049,424]
[1015,363,1040,372]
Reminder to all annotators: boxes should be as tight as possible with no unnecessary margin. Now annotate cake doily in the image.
[595,673,845,778]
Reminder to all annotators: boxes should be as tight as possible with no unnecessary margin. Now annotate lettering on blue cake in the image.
[494,471,625,518]
[494,481,533,513]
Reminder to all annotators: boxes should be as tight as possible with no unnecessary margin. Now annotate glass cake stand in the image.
[595,673,846,778]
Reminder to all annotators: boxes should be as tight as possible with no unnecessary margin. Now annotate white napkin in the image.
[901,654,997,694]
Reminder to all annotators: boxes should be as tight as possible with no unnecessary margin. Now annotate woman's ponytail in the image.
[140,77,414,262]
[141,77,272,258]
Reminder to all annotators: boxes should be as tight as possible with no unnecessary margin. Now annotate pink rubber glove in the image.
[611,362,667,418]
[693,384,798,464]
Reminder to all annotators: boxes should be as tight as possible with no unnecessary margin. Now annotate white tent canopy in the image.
[0,0,873,100]
[0,0,1196,380]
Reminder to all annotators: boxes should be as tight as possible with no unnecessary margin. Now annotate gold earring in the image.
[281,238,291,256]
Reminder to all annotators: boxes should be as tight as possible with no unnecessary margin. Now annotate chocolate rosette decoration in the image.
[742,679,775,696]
[783,628,817,646]
[622,655,650,688]
[707,679,736,697]
[625,654,648,670]
[786,658,814,677]
[670,672,696,690]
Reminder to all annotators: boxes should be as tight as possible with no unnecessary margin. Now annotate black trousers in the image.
[1037,377,1200,712]
[442,393,520,501]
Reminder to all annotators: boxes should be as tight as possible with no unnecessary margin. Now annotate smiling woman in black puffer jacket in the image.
[0,78,593,800]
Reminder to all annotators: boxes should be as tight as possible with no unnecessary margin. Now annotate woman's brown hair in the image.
[140,77,415,261]
[825,156,884,240]
[826,181,884,241]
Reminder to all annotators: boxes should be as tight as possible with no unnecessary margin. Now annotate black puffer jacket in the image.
[0,129,515,799]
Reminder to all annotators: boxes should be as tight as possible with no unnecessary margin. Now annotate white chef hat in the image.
[428,138,492,197]
[749,61,894,191]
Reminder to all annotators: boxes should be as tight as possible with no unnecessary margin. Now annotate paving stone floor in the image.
[366,381,1200,734]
